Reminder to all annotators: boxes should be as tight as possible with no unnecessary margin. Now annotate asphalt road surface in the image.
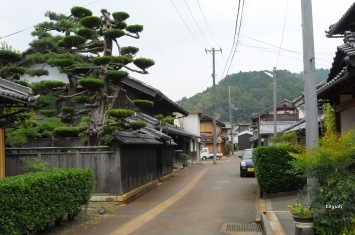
[48,152,258,235]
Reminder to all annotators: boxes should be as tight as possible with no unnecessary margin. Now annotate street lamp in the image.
[263,67,277,137]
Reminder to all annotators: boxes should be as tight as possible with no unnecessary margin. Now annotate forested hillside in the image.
[180,69,329,123]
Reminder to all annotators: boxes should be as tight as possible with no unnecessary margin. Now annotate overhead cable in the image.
[0,0,102,40]
[221,0,243,80]
[171,0,205,49]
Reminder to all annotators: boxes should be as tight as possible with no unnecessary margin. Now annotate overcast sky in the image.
[0,0,354,101]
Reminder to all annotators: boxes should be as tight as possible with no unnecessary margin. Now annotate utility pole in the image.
[228,86,234,154]
[301,0,319,205]
[206,48,222,165]
[263,67,277,138]
[272,67,277,137]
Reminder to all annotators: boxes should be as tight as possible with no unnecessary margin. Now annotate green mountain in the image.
[180,69,329,123]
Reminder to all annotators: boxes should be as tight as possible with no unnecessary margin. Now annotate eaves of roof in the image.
[200,114,226,127]
[122,77,189,116]
[317,66,355,98]
[0,78,38,104]
[326,2,355,37]
[163,124,195,138]
[251,99,293,120]
[283,115,324,133]
[106,130,162,145]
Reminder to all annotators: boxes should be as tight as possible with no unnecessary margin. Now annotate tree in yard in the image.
[0,42,40,147]
[28,7,155,146]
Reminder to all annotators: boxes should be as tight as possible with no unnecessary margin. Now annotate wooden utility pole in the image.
[206,48,222,165]
[228,86,234,153]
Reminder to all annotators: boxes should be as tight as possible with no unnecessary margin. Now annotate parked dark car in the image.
[238,149,254,177]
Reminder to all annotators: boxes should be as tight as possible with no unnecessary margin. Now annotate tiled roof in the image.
[0,78,38,104]
[106,130,162,145]
[283,115,324,133]
[121,76,189,115]
[164,124,195,138]
[283,119,306,133]
[251,99,293,120]
[317,66,353,97]
[318,32,355,98]
[326,2,355,37]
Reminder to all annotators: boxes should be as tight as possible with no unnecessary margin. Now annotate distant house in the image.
[179,110,202,161]
[320,4,355,133]
[0,78,38,178]
[237,130,253,150]
[199,114,227,155]
[251,99,299,147]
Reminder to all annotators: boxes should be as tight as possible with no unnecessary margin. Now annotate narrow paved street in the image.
[51,152,258,235]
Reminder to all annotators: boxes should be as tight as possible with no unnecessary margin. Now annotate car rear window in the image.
[243,150,253,159]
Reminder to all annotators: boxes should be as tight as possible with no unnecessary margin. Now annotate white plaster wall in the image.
[340,106,355,133]
[22,63,69,84]
[182,114,200,136]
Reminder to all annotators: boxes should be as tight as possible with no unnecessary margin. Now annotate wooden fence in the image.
[5,144,175,198]
[6,146,121,194]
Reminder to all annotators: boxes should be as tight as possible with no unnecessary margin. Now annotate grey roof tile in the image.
[106,130,162,145]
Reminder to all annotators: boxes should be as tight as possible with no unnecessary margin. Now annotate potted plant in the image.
[287,197,314,229]
[179,153,190,168]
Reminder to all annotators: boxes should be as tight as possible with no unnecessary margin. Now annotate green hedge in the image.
[0,168,94,234]
[253,145,305,194]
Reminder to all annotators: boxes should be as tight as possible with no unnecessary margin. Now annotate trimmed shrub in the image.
[71,6,92,18]
[106,29,125,39]
[5,66,26,75]
[111,55,133,65]
[116,21,127,30]
[132,99,154,108]
[106,109,134,119]
[26,69,49,77]
[0,49,22,63]
[61,107,75,114]
[121,46,139,57]
[0,168,94,235]
[73,95,91,103]
[40,109,56,117]
[133,58,155,70]
[78,77,104,90]
[129,121,146,130]
[107,70,128,85]
[54,127,80,137]
[52,58,74,68]
[76,28,94,39]
[112,11,130,22]
[62,35,86,47]
[125,24,143,34]
[253,145,305,194]
[36,95,57,107]
[92,56,112,66]
[80,16,101,28]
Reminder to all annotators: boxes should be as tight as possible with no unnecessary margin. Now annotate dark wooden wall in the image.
[120,145,158,193]
[6,144,174,195]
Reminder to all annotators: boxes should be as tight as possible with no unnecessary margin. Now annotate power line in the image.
[275,0,289,67]
[224,0,246,79]
[183,0,212,48]
[239,35,332,63]
[236,43,331,68]
[196,0,219,47]
[221,0,244,80]
[170,0,205,49]
[0,0,103,40]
